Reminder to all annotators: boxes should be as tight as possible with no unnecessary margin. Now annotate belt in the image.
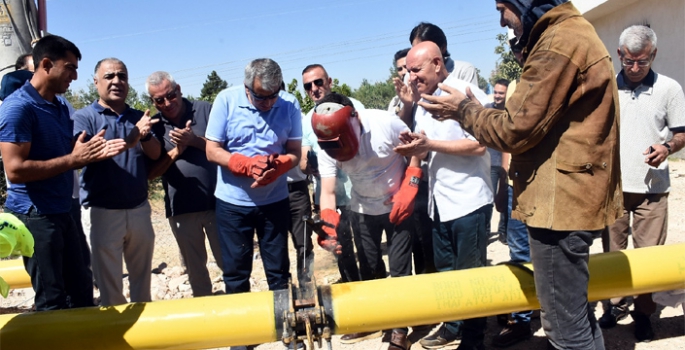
[288,180,309,192]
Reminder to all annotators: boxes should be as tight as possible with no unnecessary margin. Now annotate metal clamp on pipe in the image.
[281,280,332,349]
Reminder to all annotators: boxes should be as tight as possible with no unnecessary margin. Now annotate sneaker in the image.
[419,324,461,349]
[496,314,509,327]
[598,304,629,329]
[339,330,382,344]
[388,330,411,350]
[412,323,439,333]
[631,311,654,342]
[492,321,532,347]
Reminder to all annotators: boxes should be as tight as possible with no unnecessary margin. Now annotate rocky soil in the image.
[2,161,684,350]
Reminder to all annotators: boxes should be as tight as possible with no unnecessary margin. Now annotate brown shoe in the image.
[388,330,411,350]
[339,330,382,344]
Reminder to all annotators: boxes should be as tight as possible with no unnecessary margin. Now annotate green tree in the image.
[287,78,314,114]
[351,71,395,110]
[200,70,228,103]
[490,33,522,85]
[475,68,490,92]
[331,78,352,97]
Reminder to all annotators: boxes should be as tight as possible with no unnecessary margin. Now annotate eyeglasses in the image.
[151,91,178,104]
[245,85,279,101]
[621,58,652,68]
[303,78,324,91]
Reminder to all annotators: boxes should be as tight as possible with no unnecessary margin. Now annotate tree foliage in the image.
[475,68,490,93]
[64,78,156,114]
[351,75,395,110]
[490,33,522,85]
[286,78,314,114]
[200,70,228,103]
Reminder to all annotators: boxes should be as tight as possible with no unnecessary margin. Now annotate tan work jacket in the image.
[458,2,622,231]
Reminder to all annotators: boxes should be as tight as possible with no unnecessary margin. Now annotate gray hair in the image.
[619,25,657,55]
[244,58,283,92]
[94,57,127,76]
[146,71,178,93]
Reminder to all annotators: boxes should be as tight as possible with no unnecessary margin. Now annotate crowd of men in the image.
[0,0,683,350]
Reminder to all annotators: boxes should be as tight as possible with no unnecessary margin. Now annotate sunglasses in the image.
[245,85,279,101]
[151,90,178,104]
[303,78,324,91]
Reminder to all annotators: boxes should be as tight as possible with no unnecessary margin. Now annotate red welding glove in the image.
[250,154,294,188]
[227,153,271,178]
[318,209,342,255]
[388,166,422,225]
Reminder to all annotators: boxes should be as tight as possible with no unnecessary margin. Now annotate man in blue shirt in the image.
[147,71,222,297]
[73,58,161,306]
[0,36,125,311]
[205,58,301,294]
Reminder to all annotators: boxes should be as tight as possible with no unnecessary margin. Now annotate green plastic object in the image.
[0,277,8,298]
[0,213,34,258]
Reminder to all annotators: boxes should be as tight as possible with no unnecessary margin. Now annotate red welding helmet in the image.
[311,102,359,161]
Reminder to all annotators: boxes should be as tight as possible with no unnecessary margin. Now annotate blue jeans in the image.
[433,204,490,342]
[528,228,605,350]
[216,198,291,294]
[505,186,532,323]
[9,208,93,311]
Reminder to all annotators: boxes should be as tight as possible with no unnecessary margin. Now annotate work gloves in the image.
[227,153,292,188]
[318,209,342,255]
[388,166,422,225]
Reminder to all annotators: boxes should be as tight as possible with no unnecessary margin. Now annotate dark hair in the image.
[494,79,510,87]
[93,58,128,76]
[32,35,81,69]
[394,48,410,63]
[15,54,32,70]
[409,22,450,59]
[302,64,327,76]
[318,92,354,109]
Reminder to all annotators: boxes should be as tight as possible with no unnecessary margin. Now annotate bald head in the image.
[406,41,448,95]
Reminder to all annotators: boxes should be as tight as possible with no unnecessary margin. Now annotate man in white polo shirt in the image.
[600,24,685,342]
[395,41,493,350]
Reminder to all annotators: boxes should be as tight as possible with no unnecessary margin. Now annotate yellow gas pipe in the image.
[0,244,681,350]
[0,259,31,289]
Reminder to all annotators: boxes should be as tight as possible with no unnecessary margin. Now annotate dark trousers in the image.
[529,228,605,350]
[432,204,490,342]
[411,181,435,274]
[9,208,93,311]
[350,212,412,281]
[487,166,508,236]
[216,198,291,294]
[336,206,360,282]
[70,198,94,303]
[288,181,314,285]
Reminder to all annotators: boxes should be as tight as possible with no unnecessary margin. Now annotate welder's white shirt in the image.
[415,75,493,222]
[318,109,408,215]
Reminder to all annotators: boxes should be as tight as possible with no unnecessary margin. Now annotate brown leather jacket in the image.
[458,2,622,231]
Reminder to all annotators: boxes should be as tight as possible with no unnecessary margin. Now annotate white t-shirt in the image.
[318,109,408,215]
[415,75,493,222]
[617,71,685,194]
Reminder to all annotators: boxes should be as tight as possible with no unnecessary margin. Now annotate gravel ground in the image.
[1,161,684,350]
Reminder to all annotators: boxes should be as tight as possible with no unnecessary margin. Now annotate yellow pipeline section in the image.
[0,259,31,289]
[0,244,682,349]
[326,243,685,333]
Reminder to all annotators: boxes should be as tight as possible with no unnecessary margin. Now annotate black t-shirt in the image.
[152,99,217,217]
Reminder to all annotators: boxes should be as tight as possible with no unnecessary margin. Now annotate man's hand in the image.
[136,110,160,140]
[393,77,414,105]
[387,166,422,225]
[317,209,342,255]
[394,130,429,160]
[227,153,273,178]
[71,130,106,166]
[418,84,481,121]
[169,120,196,149]
[250,154,293,188]
[645,144,669,167]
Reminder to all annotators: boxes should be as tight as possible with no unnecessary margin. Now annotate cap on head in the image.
[311,93,359,161]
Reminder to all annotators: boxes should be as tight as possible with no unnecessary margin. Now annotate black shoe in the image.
[599,304,629,329]
[492,321,532,348]
[419,324,461,348]
[456,341,485,350]
[631,311,654,342]
[496,313,509,327]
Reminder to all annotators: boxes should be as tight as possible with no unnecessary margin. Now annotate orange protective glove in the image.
[318,209,342,255]
[227,153,271,178]
[251,154,294,188]
[389,166,422,225]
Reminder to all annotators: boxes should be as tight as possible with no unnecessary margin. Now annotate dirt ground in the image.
[2,160,684,350]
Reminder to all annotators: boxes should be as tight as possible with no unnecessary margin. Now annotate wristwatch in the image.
[663,142,672,154]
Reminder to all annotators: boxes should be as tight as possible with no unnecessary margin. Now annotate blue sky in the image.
[47,0,506,98]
